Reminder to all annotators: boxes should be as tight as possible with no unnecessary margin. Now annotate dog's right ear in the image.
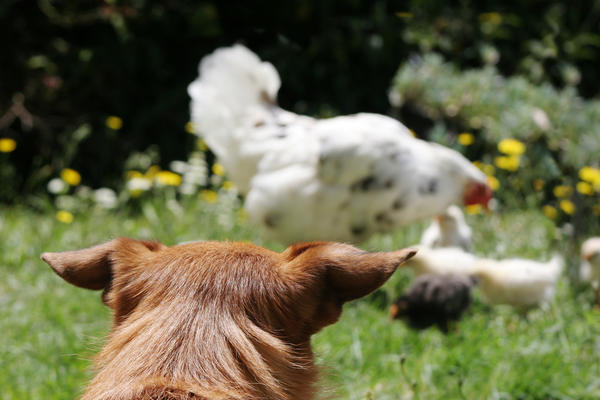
[41,238,165,290]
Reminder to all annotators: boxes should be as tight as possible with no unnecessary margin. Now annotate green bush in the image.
[390,54,600,232]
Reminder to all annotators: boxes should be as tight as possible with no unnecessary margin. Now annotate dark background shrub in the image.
[1,0,599,203]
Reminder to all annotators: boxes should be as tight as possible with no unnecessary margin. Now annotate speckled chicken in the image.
[390,274,476,333]
[420,205,473,251]
[188,45,493,244]
[580,237,600,305]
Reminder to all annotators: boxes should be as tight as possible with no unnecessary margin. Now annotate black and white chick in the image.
[389,274,476,333]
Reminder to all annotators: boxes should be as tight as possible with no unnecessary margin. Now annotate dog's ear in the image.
[323,245,417,302]
[283,242,416,334]
[284,242,417,301]
[41,238,166,290]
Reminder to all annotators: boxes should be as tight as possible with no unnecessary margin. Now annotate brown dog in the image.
[42,238,415,400]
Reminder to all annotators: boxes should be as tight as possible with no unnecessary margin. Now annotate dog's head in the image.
[42,238,416,399]
[42,238,415,342]
[42,238,415,340]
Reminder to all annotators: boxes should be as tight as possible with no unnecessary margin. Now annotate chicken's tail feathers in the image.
[187,44,281,150]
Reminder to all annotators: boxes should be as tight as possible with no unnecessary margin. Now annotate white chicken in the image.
[471,255,563,313]
[188,45,492,243]
[580,237,600,305]
[420,205,473,251]
[402,246,477,277]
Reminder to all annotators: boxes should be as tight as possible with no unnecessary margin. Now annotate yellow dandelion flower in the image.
[185,122,195,134]
[222,180,236,190]
[533,179,545,191]
[126,170,144,180]
[395,11,413,18]
[155,171,182,186]
[60,168,81,186]
[498,138,525,155]
[479,12,502,25]
[486,175,500,191]
[457,133,474,146]
[56,210,74,224]
[145,165,161,180]
[0,138,17,153]
[408,129,417,137]
[200,190,218,203]
[553,185,572,198]
[576,181,594,196]
[579,166,600,184]
[494,155,520,171]
[197,138,208,151]
[128,190,140,198]
[482,164,495,176]
[559,199,575,215]
[212,163,226,176]
[465,204,482,215]
[106,116,123,130]
[473,161,496,175]
[542,205,557,219]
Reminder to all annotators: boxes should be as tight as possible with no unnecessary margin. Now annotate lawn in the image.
[1,199,599,399]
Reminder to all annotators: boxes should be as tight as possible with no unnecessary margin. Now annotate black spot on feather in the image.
[351,225,366,237]
[419,178,439,195]
[392,196,406,210]
[351,175,377,192]
[375,212,394,226]
[264,214,280,228]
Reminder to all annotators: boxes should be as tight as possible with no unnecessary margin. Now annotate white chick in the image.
[580,237,600,305]
[420,205,472,251]
[403,246,477,277]
[471,255,563,313]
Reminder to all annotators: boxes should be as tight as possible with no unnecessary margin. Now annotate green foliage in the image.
[392,54,600,167]
[397,2,600,96]
[391,54,600,232]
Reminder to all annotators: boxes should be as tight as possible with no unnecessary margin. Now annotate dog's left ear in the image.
[41,238,166,290]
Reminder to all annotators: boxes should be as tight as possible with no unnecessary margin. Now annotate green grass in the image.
[1,199,599,399]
